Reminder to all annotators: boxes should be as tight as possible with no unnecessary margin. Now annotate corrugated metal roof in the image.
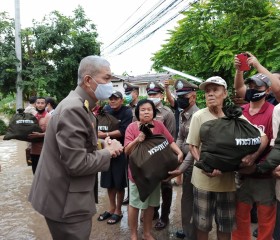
[112,73,175,83]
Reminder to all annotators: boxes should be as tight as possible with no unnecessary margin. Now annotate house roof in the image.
[112,73,176,83]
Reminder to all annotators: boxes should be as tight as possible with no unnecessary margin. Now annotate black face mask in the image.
[36,108,45,114]
[177,97,190,109]
[245,89,266,102]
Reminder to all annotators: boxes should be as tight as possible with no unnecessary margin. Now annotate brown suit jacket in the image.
[29,86,111,223]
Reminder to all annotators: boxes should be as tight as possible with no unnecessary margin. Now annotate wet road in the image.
[2,137,256,240]
[0,136,185,240]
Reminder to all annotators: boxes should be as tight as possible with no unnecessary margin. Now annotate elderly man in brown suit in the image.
[28,55,123,240]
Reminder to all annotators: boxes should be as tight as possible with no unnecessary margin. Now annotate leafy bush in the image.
[0,119,7,135]
[0,104,16,116]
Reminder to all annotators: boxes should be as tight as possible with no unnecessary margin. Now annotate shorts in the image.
[129,180,160,209]
[193,187,236,233]
[237,177,276,206]
[100,153,127,190]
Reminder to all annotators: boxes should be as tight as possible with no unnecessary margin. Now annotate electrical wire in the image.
[115,2,196,55]
[105,0,183,55]
[108,0,149,36]
[102,0,167,51]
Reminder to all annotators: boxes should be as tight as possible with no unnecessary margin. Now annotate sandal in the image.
[97,211,112,221]
[107,213,123,225]
[154,219,168,230]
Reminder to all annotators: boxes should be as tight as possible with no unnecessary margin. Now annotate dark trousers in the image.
[181,173,196,240]
[273,200,280,239]
[30,154,40,174]
[154,180,173,222]
[45,217,92,240]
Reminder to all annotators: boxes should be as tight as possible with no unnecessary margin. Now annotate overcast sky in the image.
[1,0,186,75]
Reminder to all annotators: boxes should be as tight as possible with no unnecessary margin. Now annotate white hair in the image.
[77,55,110,85]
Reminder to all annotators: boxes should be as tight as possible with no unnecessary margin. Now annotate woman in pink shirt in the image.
[124,99,182,240]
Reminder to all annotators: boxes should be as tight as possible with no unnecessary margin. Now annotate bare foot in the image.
[142,234,155,240]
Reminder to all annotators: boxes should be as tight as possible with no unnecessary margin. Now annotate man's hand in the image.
[28,132,44,139]
[168,169,182,179]
[202,169,222,178]
[246,52,261,69]
[273,165,280,179]
[162,169,182,182]
[103,137,123,158]
[98,130,108,139]
[164,80,170,89]
[239,153,255,168]
[234,55,242,70]
[177,152,183,164]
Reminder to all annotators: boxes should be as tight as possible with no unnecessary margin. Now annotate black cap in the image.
[175,79,198,96]
[109,90,123,99]
[123,82,139,94]
[146,82,164,94]
[245,73,271,88]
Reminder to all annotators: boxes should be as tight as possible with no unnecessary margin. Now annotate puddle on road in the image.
[0,139,40,240]
[0,138,184,240]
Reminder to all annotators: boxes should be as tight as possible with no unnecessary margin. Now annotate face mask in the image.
[124,94,133,104]
[177,97,190,109]
[148,98,161,105]
[90,77,113,100]
[245,89,266,102]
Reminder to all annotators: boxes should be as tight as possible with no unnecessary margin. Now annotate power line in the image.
[105,0,179,53]
[102,0,167,51]
[116,11,184,55]
[105,0,183,55]
[112,0,149,34]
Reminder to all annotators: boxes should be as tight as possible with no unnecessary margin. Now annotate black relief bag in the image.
[96,108,119,132]
[195,105,261,173]
[129,124,179,202]
[257,127,280,173]
[4,108,43,142]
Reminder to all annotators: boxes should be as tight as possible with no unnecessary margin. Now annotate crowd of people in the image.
[23,96,56,174]
[23,54,280,240]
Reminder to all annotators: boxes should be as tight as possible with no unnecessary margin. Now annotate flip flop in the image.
[97,211,112,221]
[154,219,168,230]
[107,214,123,225]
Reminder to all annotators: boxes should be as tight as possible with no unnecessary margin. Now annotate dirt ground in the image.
[0,137,257,240]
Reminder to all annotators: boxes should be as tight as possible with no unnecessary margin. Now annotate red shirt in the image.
[242,101,274,164]
[124,120,174,182]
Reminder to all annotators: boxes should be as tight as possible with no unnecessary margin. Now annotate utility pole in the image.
[14,0,23,110]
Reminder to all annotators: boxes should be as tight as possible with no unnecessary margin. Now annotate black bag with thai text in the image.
[195,105,261,173]
[129,124,179,202]
[3,108,43,142]
[96,108,119,132]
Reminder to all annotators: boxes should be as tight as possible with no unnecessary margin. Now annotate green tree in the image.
[152,0,280,92]
[0,6,101,101]
[0,12,18,97]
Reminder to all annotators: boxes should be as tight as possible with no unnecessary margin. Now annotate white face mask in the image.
[148,98,161,105]
[90,77,113,100]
